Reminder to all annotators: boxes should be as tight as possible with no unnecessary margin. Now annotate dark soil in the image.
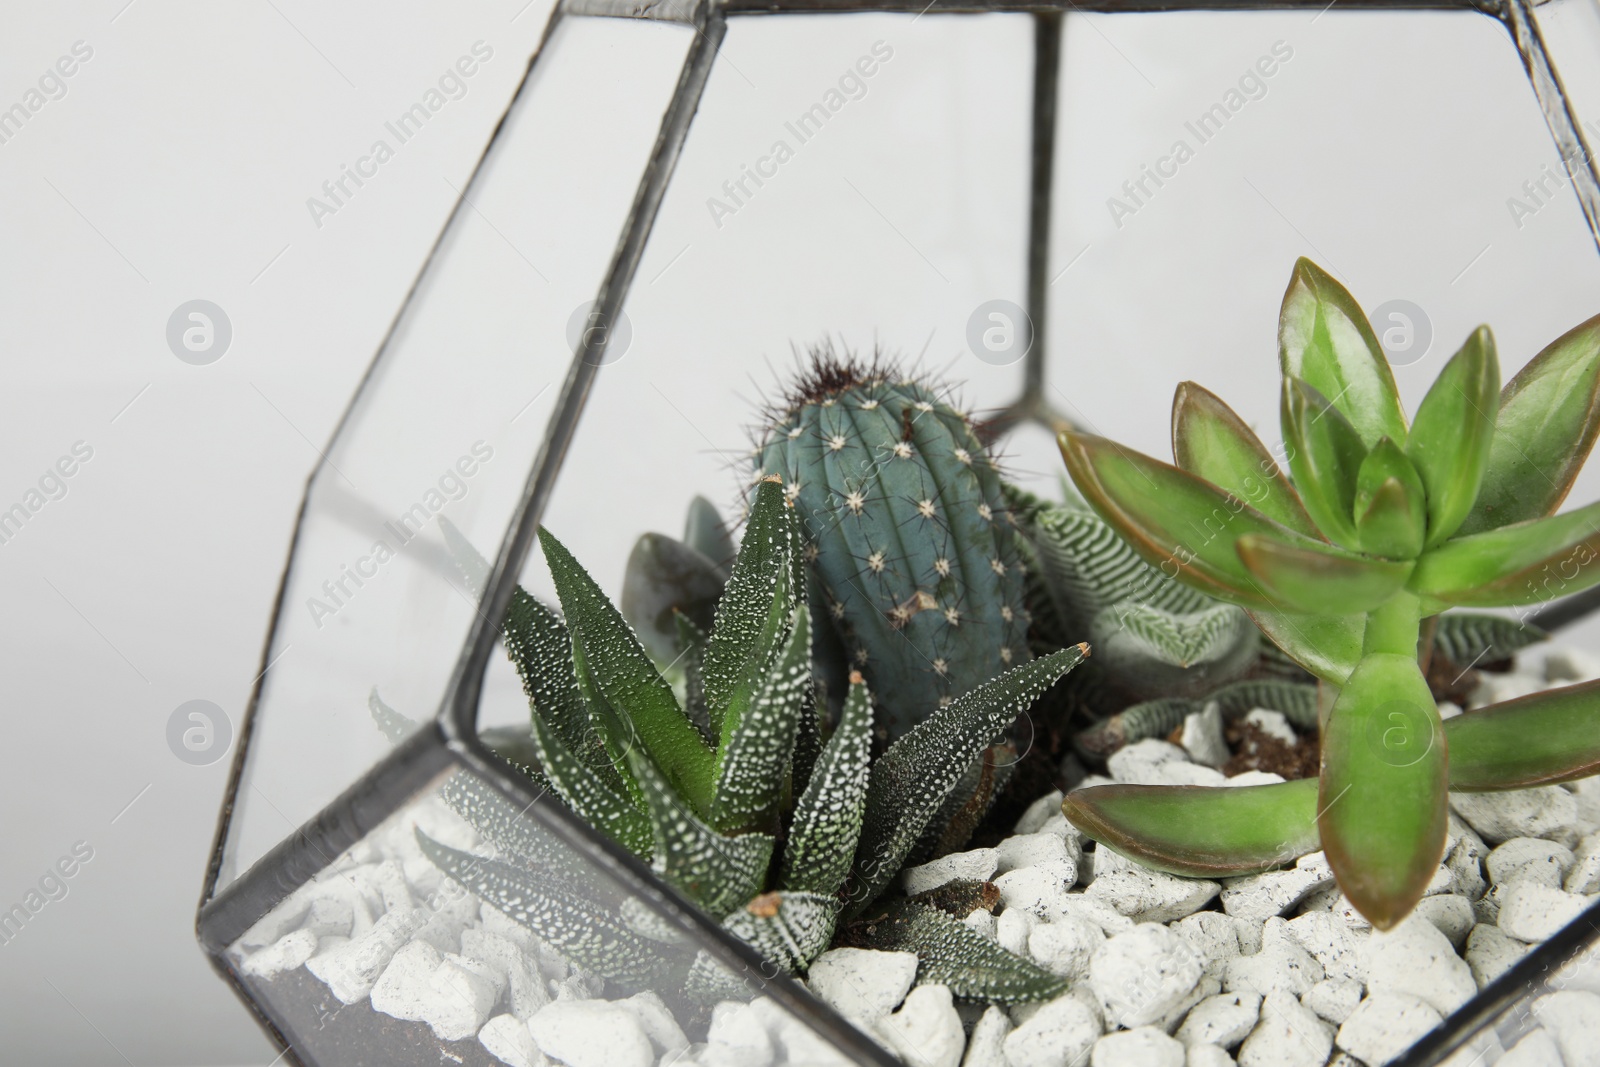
[1218,719,1320,780]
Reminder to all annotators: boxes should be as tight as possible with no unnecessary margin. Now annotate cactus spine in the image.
[758,353,1031,737]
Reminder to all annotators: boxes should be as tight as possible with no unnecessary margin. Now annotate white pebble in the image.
[1364,915,1477,1015]
[1175,991,1260,1049]
[1224,922,1323,1000]
[963,909,997,941]
[1171,912,1249,981]
[1301,978,1362,1025]
[1242,709,1295,745]
[1108,740,1191,784]
[1220,853,1335,924]
[1284,910,1368,984]
[806,948,918,1027]
[1451,787,1580,846]
[478,1013,545,1067]
[1498,1028,1560,1067]
[1028,915,1104,981]
[1087,868,1220,923]
[1444,833,1488,901]
[530,1000,655,1067]
[1465,923,1530,989]
[902,848,999,896]
[1222,771,1286,788]
[877,984,964,1067]
[1015,790,1067,835]
[241,929,318,978]
[1413,894,1475,949]
[960,1005,1011,1067]
[1181,702,1229,769]
[1090,1026,1185,1067]
[306,906,419,1004]
[618,990,688,1054]
[1536,990,1600,1067]
[995,863,1078,919]
[1335,994,1442,1066]
[419,954,502,1042]
[1499,880,1592,941]
[1152,762,1230,787]
[1545,647,1600,682]
[1568,832,1600,894]
[1186,1045,1236,1067]
[1002,993,1101,1067]
[1486,837,1575,886]
[1089,923,1204,1027]
[997,908,1038,956]
[997,833,1072,875]
[1236,989,1332,1067]
[702,1000,774,1067]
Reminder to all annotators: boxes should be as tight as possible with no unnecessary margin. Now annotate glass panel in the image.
[221,17,696,889]
[224,764,860,1066]
[516,12,1036,617]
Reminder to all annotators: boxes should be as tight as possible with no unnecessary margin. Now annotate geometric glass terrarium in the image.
[197,1,1600,1064]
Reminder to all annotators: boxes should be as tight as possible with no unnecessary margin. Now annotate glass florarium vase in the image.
[199,1,1600,1065]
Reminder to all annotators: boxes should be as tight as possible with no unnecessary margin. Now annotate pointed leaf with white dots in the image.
[702,477,799,749]
[847,644,1089,915]
[780,671,872,896]
[527,698,654,858]
[711,607,810,834]
[628,748,775,916]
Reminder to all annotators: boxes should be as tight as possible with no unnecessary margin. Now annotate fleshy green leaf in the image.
[1460,313,1600,535]
[1172,380,1318,538]
[1406,327,1500,547]
[1060,432,1300,610]
[1074,678,1319,759]
[852,898,1068,1003]
[628,750,774,917]
[848,645,1088,915]
[711,609,809,834]
[782,672,872,896]
[620,532,727,666]
[1278,257,1407,448]
[1353,439,1427,559]
[1318,653,1448,930]
[684,494,736,569]
[1449,677,1600,789]
[1408,499,1600,607]
[1248,609,1363,686]
[417,830,677,986]
[1235,533,1412,616]
[527,703,653,858]
[541,527,715,812]
[1063,778,1321,877]
[1281,377,1367,547]
[702,477,798,747]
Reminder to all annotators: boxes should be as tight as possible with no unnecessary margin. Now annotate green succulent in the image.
[1058,258,1600,928]
[413,478,1084,1002]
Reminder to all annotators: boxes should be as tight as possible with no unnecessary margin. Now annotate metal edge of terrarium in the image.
[427,10,904,1065]
[195,5,568,931]
[718,0,1497,16]
[1395,895,1600,1066]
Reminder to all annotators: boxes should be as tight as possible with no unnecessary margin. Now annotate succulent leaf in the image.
[627,749,775,917]
[847,645,1088,915]
[1059,431,1297,610]
[541,527,716,812]
[1318,652,1448,929]
[1281,377,1367,547]
[368,688,415,744]
[711,608,810,834]
[1064,778,1321,877]
[1408,499,1600,607]
[702,477,797,748]
[1447,677,1600,789]
[684,494,736,569]
[1173,380,1318,537]
[853,898,1068,1003]
[1248,608,1363,686]
[620,532,727,666]
[1235,533,1412,616]
[1278,257,1407,448]
[1352,438,1427,559]
[528,703,654,857]
[1430,612,1546,667]
[782,673,872,896]
[1460,313,1600,535]
[417,829,677,986]
[719,891,840,974]
[1098,600,1256,672]
[1406,327,1500,547]
[1075,678,1318,759]
[675,612,714,744]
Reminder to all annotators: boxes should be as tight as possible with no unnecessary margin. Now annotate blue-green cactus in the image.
[757,353,1032,737]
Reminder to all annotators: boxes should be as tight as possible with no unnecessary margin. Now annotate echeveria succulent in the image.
[1058,258,1600,927]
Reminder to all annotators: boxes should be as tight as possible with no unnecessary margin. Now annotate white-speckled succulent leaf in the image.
[628,749,775,917]
[720,890,840,974]
[416,829,677,986]
[711,608,810,834]
[858,899,1067,1003]
[847,645,1088,914]
[780,672,872,896]
[527,701,653,858]
[702,478,798,748]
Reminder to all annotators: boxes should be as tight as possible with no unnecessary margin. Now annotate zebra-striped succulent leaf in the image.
[854,898,1067,1002]
[780,673,872,896]
[1076,677,1318,759]
[628,749,775,917]
[847,645,1089,916]
[1432,612,1547,667]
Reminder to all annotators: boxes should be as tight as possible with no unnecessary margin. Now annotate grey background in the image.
[5,2,1600,1064]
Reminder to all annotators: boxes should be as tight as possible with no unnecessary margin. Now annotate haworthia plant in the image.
[415,477,1085,1000]
[1059,257,1600,928]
